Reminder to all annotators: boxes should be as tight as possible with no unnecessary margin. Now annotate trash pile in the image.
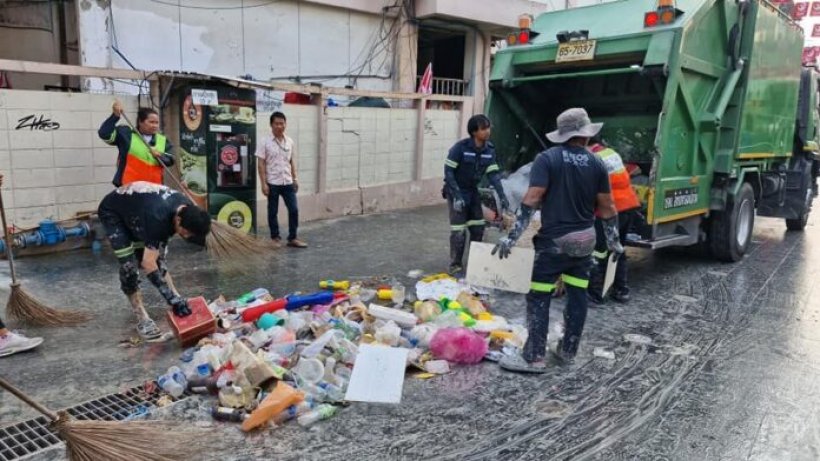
[156,274,528,431]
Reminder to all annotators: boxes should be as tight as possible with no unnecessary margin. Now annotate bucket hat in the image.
[546,108,603,143]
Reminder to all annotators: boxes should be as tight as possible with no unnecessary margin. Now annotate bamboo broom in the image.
[0,188,91,326]
[120,114,275,261]
[0,376,207,461]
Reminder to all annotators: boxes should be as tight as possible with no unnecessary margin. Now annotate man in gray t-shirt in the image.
[493,108,623,373]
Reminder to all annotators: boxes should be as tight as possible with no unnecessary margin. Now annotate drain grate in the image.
[0,383,188,461]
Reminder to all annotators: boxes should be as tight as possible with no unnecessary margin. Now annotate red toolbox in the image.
[166,296,216,347]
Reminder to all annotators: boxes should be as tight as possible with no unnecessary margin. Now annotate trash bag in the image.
[429,327,488,364]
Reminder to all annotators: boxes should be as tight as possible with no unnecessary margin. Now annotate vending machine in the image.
[178,85,257,233]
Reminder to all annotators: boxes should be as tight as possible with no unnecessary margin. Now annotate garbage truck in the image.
[487,0,820,261]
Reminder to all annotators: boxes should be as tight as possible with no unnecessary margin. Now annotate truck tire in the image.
[710,183,755,262]
[785,168,812,231]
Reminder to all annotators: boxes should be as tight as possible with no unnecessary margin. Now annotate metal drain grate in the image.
[0,383,188,461]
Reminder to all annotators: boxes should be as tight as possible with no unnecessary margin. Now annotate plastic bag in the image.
[429,327,488,364]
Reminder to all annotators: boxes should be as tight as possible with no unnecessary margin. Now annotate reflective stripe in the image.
[466,219,485,227]
[486,164,500,173]
[531,281,556,293]
[445,159,459,168]
[561,274,589,289]
[592,250,608,259]
[451,224,467,231]
[105,131,117,145]
[132,242,145,249]
[114,245,134,258]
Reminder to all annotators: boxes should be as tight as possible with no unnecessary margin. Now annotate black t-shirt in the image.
[529,145,611,239]
[99,182,193,249]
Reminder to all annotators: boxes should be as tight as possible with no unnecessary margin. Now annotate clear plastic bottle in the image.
[158,371,184,398]
[297,404,337,427]
[272,400,315,425]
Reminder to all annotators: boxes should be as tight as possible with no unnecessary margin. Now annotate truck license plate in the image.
[556,40,597,63]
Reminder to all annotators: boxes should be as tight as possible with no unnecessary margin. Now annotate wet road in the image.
[2,200,819,460]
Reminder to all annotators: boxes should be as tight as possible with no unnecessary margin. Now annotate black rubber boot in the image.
[449,231,467,273]
[587,256,607,304]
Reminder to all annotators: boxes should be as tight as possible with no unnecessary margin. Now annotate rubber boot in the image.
[522,292,552,363]
[587,256,607,304]
[449,230,467,273]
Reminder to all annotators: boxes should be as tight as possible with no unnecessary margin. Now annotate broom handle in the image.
[0,376,59,421]
[119,113,197,203]
[0,189,18,285]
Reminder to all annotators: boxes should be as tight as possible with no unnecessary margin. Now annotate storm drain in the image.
[0,383,188,461]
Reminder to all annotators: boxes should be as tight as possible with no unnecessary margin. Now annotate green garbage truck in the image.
[487,0,820,261]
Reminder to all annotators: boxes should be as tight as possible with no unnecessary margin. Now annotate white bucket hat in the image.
[546,108,603,144]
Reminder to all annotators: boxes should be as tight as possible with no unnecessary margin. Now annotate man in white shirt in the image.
[256,112,307,248]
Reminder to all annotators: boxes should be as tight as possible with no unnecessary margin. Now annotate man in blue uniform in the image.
[443,114,509,274]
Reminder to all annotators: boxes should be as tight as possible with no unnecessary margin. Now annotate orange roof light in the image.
[507,32,518,46]
[657,0,674,7]
[518,14,533,30]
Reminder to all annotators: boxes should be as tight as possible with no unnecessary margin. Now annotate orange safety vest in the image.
[593,145,640,212]
[121,132,166,185]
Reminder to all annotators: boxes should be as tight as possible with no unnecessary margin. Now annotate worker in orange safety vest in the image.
[588,139,641,304]
[98,101,174,187]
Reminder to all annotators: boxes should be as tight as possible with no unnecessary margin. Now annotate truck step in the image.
[626,233,698,250]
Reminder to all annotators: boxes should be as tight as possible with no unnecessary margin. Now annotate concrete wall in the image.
[77,0,396,94]
[255,103,461,228]
[0,89,138,227]
[0,1,80,90]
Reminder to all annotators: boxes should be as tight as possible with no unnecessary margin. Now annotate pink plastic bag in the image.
[429,327,488,364]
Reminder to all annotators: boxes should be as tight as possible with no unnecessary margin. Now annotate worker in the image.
[493,108,622,373]
[98,181,211,340]
[0,172,43,358]
[587,138,641,304]
[98,101,174,187]
[443,114,510,274]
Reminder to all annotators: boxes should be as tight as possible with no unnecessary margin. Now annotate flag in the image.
[418,63,433,94]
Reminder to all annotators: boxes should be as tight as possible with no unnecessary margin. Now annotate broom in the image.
[0,376,207,461]
[120,114,275,261]
[0,189,91,326]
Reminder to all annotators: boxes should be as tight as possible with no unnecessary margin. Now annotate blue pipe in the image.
[0,219,90,254]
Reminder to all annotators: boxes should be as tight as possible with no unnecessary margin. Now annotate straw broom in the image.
[0,189,91,326]
[120,114,275,261]
[0,376,206,461]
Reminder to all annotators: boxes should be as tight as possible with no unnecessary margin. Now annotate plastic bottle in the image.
[391,283,406,304]
[319,280,350,291]
[317,382,345,402]
[374,320,402,346]
[272,400,315,425]
[237,288,270,305]
[376,289,393,300]
[158,370,184,398]
[187,377,219,395]
[297,404,337,427]
[285,291,335,311]
[323,357,338,384]
[211,406,248,423]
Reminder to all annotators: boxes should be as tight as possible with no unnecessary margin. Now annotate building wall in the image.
[76,0,397,95]
[254,103,461,227]
[0,89,139,227]
[0,0,80,90]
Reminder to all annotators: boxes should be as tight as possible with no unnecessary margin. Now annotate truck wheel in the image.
[785,168,812,231]
[710,183,755,262]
